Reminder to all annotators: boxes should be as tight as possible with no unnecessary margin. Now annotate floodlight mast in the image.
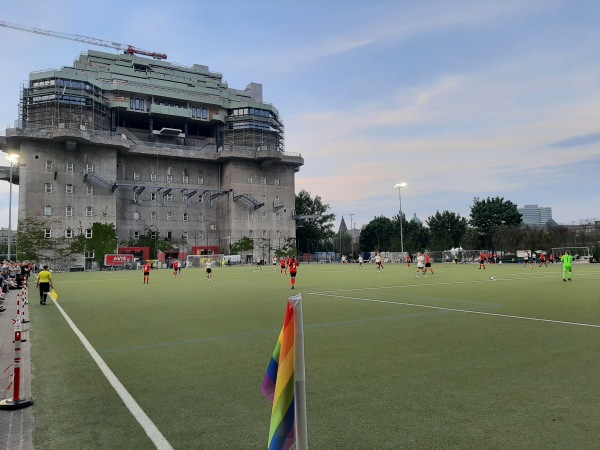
[0,20,168,60]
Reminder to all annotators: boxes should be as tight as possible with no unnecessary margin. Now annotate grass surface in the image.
[28,262,600,449]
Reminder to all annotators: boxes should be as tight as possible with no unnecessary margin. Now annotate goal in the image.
[551,247,590,263]
[186,254,224,268]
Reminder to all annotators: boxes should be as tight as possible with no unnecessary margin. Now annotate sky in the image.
[1,0,599,231]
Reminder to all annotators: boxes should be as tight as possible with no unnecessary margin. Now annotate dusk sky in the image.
[2,0,599,231]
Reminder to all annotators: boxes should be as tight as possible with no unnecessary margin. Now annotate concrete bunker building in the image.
[1,50,303,267]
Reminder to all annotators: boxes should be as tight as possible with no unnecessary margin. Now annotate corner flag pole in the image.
[289,293,308,450]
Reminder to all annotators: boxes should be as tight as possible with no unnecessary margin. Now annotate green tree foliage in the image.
[230,236,254,255]
[402,219,430,253]
[275,237,297,258]
[82,222,118,266]
[295,189,335,253]
[426,211,468,251]
[469,197,522,249]
[359,216,395,251]
[16,217,55,261]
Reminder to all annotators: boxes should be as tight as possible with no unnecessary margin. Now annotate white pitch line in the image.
[309,292,600,329]
[51,299,174,450]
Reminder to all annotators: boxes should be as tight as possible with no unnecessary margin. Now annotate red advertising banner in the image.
[104,254,135,266]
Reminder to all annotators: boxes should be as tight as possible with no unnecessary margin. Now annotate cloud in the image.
[545,132,600,149]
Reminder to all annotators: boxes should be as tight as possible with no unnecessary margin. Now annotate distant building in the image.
[338,216,348,233]
[518,205,553,226]
[410,213,422,226]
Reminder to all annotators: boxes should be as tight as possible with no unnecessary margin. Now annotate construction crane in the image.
[0,20,168,60]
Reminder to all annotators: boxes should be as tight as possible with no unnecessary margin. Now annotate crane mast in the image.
[0,20,167,60]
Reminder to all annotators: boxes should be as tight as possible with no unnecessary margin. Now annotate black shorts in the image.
[143,271,150,276]
[290,272,297,278]
[39,282,50,293]
[425,263,431,267]
[206,268,212,274]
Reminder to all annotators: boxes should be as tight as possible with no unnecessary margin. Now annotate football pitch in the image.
[28,262,600,449]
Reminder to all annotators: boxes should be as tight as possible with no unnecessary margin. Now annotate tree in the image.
[16,217,56,262]
[426,211,468,251]
[469,197,522,249]
[73,222,118,267]
[295,190,336,253]
[359,216,395,252]
[230,236,254,255]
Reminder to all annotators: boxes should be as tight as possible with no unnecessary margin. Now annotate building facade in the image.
[0,50,303,266]
[517,205,553,226]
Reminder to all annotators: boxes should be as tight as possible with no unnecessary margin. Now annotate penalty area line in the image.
[51,299,174,450]
[309,293,600,329]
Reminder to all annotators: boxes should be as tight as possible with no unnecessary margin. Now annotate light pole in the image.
[394,183,407,257]
[6,154,19,261]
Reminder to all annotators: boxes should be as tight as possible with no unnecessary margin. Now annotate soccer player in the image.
[358,255,364,269]
[206,258,213,281]
[561,250,573,281]
[173,260,179,277]
[539,253,547,267]
[289,256,299,289]
[36,265,54,305]
[143,261,151,284]
[375,252,382,272]
[416,252,425,278]
[523,252,533,270]
[272,257,277,272]
[280,257,287,274]
[478,252,486,269]
[424,252,434,277]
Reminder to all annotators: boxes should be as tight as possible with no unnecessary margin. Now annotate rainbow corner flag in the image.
[262,293,307,450]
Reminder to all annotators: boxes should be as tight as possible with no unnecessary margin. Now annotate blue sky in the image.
[1,0,599,231]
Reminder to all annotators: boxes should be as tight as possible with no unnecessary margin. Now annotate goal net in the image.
[551,247,590,263]
[186,254,224,268]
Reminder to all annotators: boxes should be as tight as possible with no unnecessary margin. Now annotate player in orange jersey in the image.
[143,262,151,284]
[289,256,299,289]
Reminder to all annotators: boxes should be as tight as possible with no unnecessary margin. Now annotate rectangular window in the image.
[274,195,280,203]
[46,161,53,171]
[166,212,173,221]
[197,176,204,184]
[261,212,267,221]
[183,212,189,221]
[150,192,157,201]
[85,229,92,239]
[150,231,157,239]
[133,172,140,180]
[166,193,173,202]
[66,206,73,217]
[86,206,93,217]
[65,229,73,238]
[135,98,141,110]
[167,175,173,183]
[274,178,280,186]
[198,231,204,239]
[84,250,94,258]
[261,195,267,203]
[151,172,157,181]
[44,206,52,216]
[66,162,74,172]
[182,175,189,184]
[276,212,281,221]
[44,228,52,238]
[86,163,94,173]
[260,177,267,185]
[133,231,140,239]
[202,108,208,119]
[86,185,94,196]
[183,231,188,240]
[151,211,157,220]
[197,213,204,221]
[66,184,73,194]
[45,183,53,193]
[133,211,140,221]
[248,230,253,238]
[198,195,203,203]
[248,212,255,220]
[247,176,253,184]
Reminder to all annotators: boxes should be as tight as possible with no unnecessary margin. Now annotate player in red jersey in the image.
[424,252,434,277]
[280,257,287,274]
[289,256,299,289]
[173,260,179,277]
[406,253,411,268]
[143,262,151,284]
[479,252,486,269]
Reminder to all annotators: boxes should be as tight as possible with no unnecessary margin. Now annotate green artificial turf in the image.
[28,262,600,449]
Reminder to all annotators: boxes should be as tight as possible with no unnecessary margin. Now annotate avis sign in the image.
[104,254,135,267]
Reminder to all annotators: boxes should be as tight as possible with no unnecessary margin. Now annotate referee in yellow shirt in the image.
[36,265,54,305]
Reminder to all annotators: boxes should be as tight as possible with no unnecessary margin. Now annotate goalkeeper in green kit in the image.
[561,250,573,282]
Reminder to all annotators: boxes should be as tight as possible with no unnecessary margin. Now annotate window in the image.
[151,172,157,181]
[198,231,204,239]
[84,229,92,238]
[151,211,157,220]
[84,250,94,258]
[44,206,52,216]
[260,177,267,185]
[65,229,73,239]
[166,212,173,221]
[66,162,74,172]
[66,184,73,194]
[133,211,140,221]
[248,212,255,220]
[197,213,204,221]
[275,212,281,221]
[45,183,53,193]
[197,176,204,184]
[198,195,203,203]
[261,212,267,221]
[183,231,188,240]
[44,228,52,238]
[86,206,93,217]
[167,231,172,240]
[183,212,189,221]
[274,195,280,203]
[274,178,280,186]
[182,174,189,184]
[86,185,94,196]
[247,175,253,184]
[133,172,140,181]
[166,175,173,183]
[202,108,208,119]
[133,231,140,239]
[66,206,73,217]
[86,163,94,173]
[150,192,157,201]
[165,193,173,202]
[46,161,53,171]
[150,231,157,239]
[248,230,253,238]
[261,195,267,203]
[263,230,268,238]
